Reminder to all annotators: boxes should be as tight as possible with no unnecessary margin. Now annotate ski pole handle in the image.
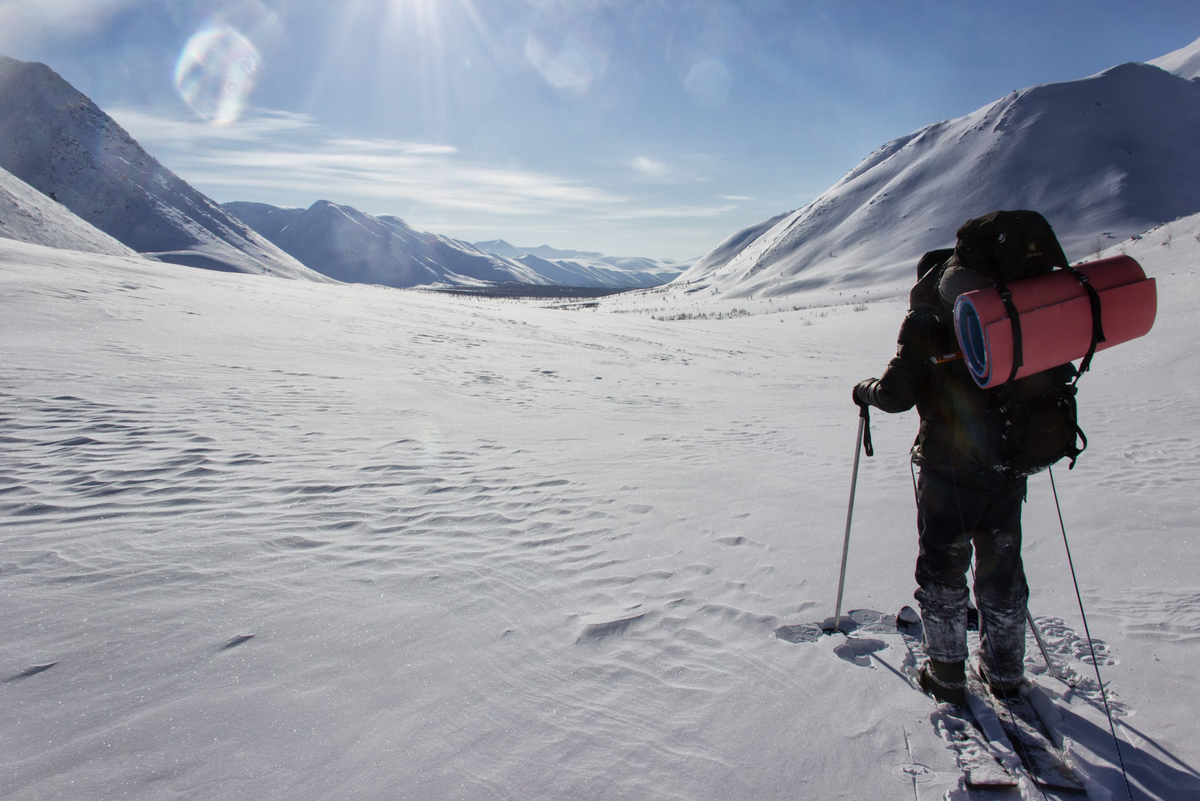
[859,403,874,457]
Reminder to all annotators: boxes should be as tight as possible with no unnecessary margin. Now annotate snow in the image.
[679,60,1200,300]
[0,55,329,282]
[0,164,134,256]
[2,207,1198,799]
[1148,35,1200,79]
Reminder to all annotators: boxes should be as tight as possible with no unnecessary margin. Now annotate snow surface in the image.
[0,55,329,281]
[678,60,1200,300]
[1149,35,1200,80]
[0,164,134,256]
[2,209,1198,799]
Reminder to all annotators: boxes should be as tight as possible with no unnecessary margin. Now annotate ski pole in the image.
[1026,609,1064,683]
[828,403,872,634]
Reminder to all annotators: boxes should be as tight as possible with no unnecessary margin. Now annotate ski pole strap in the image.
[1062,265,1107,380]
[859,403,874,457]
[997,282,1023,385]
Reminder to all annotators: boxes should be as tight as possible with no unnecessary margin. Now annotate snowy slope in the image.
[0,164,135,256]
[0,54,328,281]
[1,213,1197,799]
[475,239,686,288]
[1149,34,1200,79]
[679,59,1200,299]
[223,200,542,287]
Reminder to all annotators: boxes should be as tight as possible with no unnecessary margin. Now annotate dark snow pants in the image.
[914,466,1029,684]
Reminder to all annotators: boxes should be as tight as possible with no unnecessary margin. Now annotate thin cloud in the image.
[633,156,670,177]
[111,107,625,217]
[601,204,736,220]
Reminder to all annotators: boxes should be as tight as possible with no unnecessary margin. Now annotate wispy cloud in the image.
[629,153,717,185]
[110,107,624,216]
[600,204,736,221]
[633,156,670,178]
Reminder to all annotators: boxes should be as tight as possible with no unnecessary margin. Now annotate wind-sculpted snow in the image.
[1,212,1199,799]
[680,59,1200,299]
[0,55,327,280]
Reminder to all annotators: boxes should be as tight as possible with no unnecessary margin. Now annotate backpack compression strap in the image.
[1062,265,1108,381]
[996,280,1024,385]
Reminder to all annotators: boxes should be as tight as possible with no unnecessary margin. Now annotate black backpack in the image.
[920,211,1092,475]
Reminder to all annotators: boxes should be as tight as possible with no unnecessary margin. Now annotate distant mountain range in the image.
[680,36,1200,298]
[472,240,686,289]
[0,52,679,290]
[223,202,686,290]
[4,34,1200,300]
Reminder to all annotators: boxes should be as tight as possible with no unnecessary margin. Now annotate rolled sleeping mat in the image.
[953,255,1157,388]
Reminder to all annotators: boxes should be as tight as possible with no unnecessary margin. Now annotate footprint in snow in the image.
[833,637,888,667]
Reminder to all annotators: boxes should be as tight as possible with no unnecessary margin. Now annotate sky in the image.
[2,1,1199,260]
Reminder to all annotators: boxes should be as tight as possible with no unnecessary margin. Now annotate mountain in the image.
[0,164,135,256]
[679,53,1200,298]
[473,239,686,288]
[0,54,328,280]
[225,202,684,289]
[1149,34,1200,79]
[223,200,544,287]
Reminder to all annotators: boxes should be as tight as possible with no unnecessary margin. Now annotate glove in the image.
[852,378,877,408]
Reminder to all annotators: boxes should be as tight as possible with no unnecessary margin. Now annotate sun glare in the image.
[174,24,261,125]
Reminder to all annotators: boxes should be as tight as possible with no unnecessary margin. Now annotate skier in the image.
[851,249,1032,706]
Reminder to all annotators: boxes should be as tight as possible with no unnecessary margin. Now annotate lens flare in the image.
[175,24,261,125]
[525,32,608,95]
[685,59,731,109]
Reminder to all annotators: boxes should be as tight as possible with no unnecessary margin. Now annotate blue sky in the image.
[2,1,1199,259]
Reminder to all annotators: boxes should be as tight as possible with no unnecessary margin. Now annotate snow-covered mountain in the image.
[0,164,135,257]
[223,200,544,287]
[1149,33,1200,79]
[224,201,683,289]
[0,54,328,280]
[473,239,686,288]
[679,39,1200,299]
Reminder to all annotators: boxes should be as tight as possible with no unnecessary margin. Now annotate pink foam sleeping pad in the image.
[953,255,1157,388]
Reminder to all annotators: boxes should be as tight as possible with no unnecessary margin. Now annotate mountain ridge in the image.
[0,54,329,281]
[679,57,1200,298]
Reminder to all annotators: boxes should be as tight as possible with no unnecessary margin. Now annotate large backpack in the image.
[919,211,1088,475]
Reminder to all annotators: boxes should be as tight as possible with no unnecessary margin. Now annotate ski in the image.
[968,667,1087,793]
[895,607,1020,788]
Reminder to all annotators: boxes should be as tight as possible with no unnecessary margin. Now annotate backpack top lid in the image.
[909,248,954,310]
[954,210,1068,285]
